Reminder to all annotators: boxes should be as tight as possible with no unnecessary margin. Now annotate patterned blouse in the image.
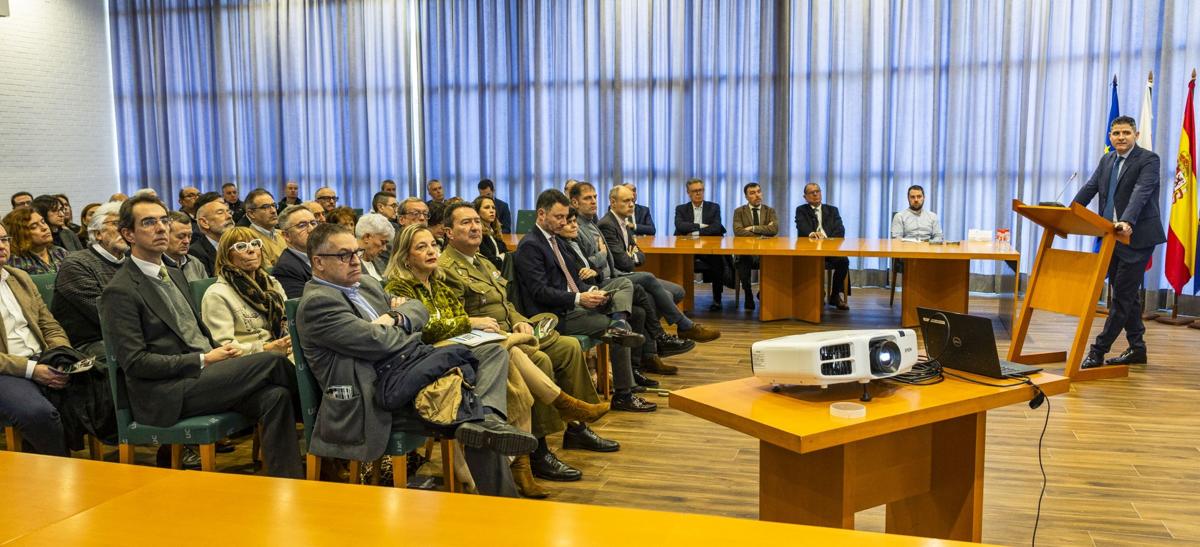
[384,275,471,344]
[8,246,69,275]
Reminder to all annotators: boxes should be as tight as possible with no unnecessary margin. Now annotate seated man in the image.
[297,223,533,497]
[190,192,233,274]
[890,184,943,241]
[622,182,656,235]
[100,195,303,478]
[0,221,72,456]
[515,189,656,412]
[794,183,850,310]
[674,178,728,311]
[52,202,126,357]
[163,212,209,282]
[273,205,319,299]
[439,203,621,474]
[243,188,287,267]
[731,182,778,309]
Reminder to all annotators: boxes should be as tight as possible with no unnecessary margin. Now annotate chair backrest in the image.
[189,277,217,307]
[285,298,321,446]
[29,273,55,308]
[515,210,536,234]
[99,328,135,440]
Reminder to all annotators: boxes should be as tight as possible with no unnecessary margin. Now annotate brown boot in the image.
[641,355,678,375]
[552,391,610,423]
[678,322,721,342]
[511,455,549,499]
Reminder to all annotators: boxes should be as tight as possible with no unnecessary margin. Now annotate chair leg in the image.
[347,460,362,484]
[423,438,435,461]
[306,453,321,481]
[118,443,134,464]
[4,426,22,452]
[889,266,899,307]
[170,444,183,469]
[88,435,104,461]
[370,458,382,485]
[596,344,611,400]
[252,424,263,464]
[198,443,217,472]
[390,455,406,488]
[440,439,457,493]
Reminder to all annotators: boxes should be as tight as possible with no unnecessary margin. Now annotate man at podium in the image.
[1073,115,1166,369]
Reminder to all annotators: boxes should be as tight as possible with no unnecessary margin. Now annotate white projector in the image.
[751,329,919,392]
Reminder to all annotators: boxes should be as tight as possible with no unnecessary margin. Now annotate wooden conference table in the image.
[670,372,1069,543]
[0,451,989,546]
[504,234,1019,326]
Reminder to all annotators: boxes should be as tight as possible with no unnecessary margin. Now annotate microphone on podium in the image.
[1038,171,1079,207]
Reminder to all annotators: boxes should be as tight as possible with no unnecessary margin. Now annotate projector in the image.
[751,329,918,392]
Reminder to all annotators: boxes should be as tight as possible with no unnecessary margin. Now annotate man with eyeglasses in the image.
[163,211,208,282]
[177,186,202,235]
[243,189,287,267]
[372,191,401,231]
[52,202,127,358]
[100,194,304,478]
[10,191,33,211]
[397,197,430,227]
[190,193,233,275]
[277,180,303,212]
[272,205,320,299]
[221,182,245,224]
[314,187,339,214]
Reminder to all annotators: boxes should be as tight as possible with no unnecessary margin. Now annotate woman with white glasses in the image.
[201,227,292,356]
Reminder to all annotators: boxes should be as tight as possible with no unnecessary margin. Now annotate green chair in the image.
[189,277,217,307]
[515,210,536,234]
[29,273,55,308]
[570,335,611,400]
[100,330,254,472]
[352,208,364,217]
[284,299,457,489]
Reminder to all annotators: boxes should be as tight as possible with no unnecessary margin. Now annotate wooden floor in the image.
[12,288,1199,546]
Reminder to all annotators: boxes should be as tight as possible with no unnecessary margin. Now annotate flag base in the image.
[1189,319,1200,330]
[1156,314,1198,326]
[1142,311,1160,320]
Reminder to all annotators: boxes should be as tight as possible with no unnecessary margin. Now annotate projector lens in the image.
[870,338,902,375]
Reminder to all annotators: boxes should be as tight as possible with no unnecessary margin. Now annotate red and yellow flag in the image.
[1165,72,1198,294]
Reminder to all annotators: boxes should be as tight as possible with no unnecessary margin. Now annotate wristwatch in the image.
[387,309,404,326]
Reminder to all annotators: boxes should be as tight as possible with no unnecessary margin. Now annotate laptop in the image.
[916,307,1042,379]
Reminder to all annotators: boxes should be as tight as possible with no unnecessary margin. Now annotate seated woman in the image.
[201,227,292,356]
[383,223,607,496]
[472,196,508,269]
[355,213,394,283]
[327,206,358,230]
[1,208,69,275]
[32,195,84,252]
[77,202,101,242]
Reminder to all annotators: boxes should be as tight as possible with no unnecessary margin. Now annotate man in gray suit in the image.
[100,195,304,478]
[296,223,533,497]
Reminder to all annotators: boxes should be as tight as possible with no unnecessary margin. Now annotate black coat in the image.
[273,248,313,299]
[674,201,726,236]
[189,236,217,277]
[794,203,846,238]
[514,227,586,317]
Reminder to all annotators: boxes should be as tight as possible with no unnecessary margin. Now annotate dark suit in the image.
[796,203,851,300]
[1074,146,1166,354]
[633,204,656,236]
[597,211,646,274]
[100,260,302,478]
[493,198,513,234]
[674,201,728,301]
[272,248,313,299]
[189,235,217,277]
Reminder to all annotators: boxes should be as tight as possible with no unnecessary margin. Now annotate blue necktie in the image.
[1102,155,1123,220]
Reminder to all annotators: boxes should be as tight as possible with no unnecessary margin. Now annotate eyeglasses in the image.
[0,236,10,244]
[249,202,277,211]
[181,192,200,199]
[231,239,263,252]
[315,248,365,263]
[315,195,339,203]
[289,220,319,231]
[138,216,172,228]
[406,211,430,219]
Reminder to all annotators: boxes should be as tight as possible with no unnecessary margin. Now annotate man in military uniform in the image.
[438,202,621,487]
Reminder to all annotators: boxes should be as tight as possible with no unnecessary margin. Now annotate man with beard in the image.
[890,185,943,241]
[52,201,127,357]
[190,193,234,274]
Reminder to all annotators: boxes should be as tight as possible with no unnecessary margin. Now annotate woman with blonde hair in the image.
[383,223,607,497]
[471,195,507,268]
[201,226,291,356]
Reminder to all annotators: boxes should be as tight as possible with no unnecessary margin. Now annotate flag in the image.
[1138,73,1154,270]
[1104,75,1120,154]
[1165,72,1198,295]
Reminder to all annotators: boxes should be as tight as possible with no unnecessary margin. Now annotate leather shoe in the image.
[678,322,721,342]
[743,294,756,310]
[708,301,723,312]
[655,334,695,358]
[641,354,678,375]
[530,448,583,482]
[1080,351,1106,370]
[455,414,538,456]
[562,423,620,452]
[600,324,645,348]
[156,445,201,470]
[215,439,236,453]
[611,392,657,412]
[1105,348,1147,365]
[632,369,660,388]
[829,293,849,310]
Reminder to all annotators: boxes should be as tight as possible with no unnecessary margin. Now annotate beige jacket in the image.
[0,266,70,377]
[200,277,287,355]
[732,203,779,237]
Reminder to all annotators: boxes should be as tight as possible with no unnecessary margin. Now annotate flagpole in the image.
[1140,71,1161,321]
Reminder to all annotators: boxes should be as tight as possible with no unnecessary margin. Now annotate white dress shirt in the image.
[0,269,42,378]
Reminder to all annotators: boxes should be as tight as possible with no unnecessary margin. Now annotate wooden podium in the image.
[1007,199,1131,381]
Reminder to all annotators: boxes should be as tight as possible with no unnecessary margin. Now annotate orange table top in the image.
[0,452,990,546]
[670,373,1068,454]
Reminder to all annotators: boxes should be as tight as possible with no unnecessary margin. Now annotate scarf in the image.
[221,266,286,339]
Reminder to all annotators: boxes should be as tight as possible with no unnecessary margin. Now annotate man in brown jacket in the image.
[731,182,779,309]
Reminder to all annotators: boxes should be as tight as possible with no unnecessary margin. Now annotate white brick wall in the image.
[0,0,118,218]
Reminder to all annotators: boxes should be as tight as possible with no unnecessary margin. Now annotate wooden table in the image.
[0,452,989,546]
[670,372,1069,543]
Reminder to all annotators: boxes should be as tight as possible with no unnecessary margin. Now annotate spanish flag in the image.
[1165,72,1198,294]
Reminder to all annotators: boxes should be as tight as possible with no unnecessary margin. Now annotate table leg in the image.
[642,254,694,312]
[885,412,985,542]
[901,259,969,326]
[759,256,823,322]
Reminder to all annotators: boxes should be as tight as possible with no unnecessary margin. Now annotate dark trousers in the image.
[0,375,68,456]
[179,353,303,478]
[827,257,850,299]
[628,284,661,369]
[696,255,725,301]
[1093,253,1152,353]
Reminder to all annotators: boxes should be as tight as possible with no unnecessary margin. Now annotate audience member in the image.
[732,182,778,309]
[51,202,126,357]
[163,212,209,281]
[178,186,201,221]
[2,208,68,275]
[515,189,656,412]
[355,213,394,283]
[398,197,430,228]
[795,182,850,310]
[372,191,401,231]
[273,205,318,299]
[55,195,81,237]
[191,192,233,274]
[563,179,578,196]
[222,182,245,223]
[472,196,508,268]
[621,182,656,235]
[890,184,943,241]
[426,179,446,209]
[243,188,287,266]
[132,188,158,200]
[100,195,303,478]
[77,202,101,242]
[201,227,292,356]
[674,179,728,310]
[277,180,303,211]
[380,179,397,195]
[33,195,84,252]
[297,222,534,497]
[302,201,327,223]
[10,192,33,210]
[0,221,73,456]
[328,206,358,230]
[477,179,512,233]
[314,187,339,214]
[109,193,128,202]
